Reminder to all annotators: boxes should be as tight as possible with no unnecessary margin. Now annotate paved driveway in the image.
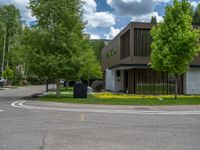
[0,86,200,150]
[0,86,45,101]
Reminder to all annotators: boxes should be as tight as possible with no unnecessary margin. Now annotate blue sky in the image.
[83,0,199,39]
[0,0,199,39]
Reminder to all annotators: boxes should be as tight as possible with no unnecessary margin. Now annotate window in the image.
[116,71,121,77]
[120,30,130,59]
[106,48,117,58]
[134,29,152,56]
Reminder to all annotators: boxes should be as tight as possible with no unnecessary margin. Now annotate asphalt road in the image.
[0,86,200,150]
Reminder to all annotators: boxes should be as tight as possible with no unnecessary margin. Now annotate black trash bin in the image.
[73,83,87,98]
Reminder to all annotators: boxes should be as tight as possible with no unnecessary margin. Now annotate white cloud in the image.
[82,0,116,28]
[106,0,172,16]
[106,0,173,24]
[153,0,171,3]
[106,0,155,16]
[90,33,101,39]
[131,12,163,22]
[85,12,116,28]
[190,1,199,9]
[104,27,122,39]
[106,0,112,5]
[122,0,142,3]
[0,0,36,22]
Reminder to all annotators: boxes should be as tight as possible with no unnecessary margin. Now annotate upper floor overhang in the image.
[101,22,200,71]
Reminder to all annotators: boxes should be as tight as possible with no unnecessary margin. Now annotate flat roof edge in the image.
[108,64,200,70]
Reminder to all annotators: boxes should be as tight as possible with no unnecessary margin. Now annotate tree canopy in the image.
[150,16,157,24]
[193,3,200,26]
[28,0,102,96]
[151,0,200,98]
[0,4,22,77]
[89,40,106,62]
[0,5,21,53]
[3,65,13,84]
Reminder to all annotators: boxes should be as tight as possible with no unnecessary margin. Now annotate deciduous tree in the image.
[151,0,200,99]
[193,3,200,26]
[3,65,13,85]
[29,0,102,96]
[0,4,21,72]
[89,40,105,62]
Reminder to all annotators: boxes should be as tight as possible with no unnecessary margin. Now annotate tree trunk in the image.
[46,82,48,92]
[5,28,9,53]
[6,42,10,66]
[56,80,61,97]
[1,31,6,77]
[175,75,179,99]
[65,80,69,90]
[88,78,90,86]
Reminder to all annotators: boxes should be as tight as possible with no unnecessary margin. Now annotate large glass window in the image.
[120,30,130,59]
[134,29,152,56]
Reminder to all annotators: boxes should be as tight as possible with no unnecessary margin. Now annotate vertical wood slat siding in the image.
[134,29,152,56]
[120,30,130,59]
[127,68,183,94]
[124,70,129,92]
[128,70,134,93]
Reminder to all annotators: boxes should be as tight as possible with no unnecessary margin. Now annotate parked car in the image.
[91,80,104,92]
[60,80,65,84]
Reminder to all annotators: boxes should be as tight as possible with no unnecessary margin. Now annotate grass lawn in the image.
[39,93,200,106]
[49,87,73,92]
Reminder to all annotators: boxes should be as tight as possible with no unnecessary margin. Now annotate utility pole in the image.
[1,29,6,77]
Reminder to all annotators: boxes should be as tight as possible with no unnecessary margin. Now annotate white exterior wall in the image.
[185,68,200,94]
[105,69,115,91]
[105,69,124,92]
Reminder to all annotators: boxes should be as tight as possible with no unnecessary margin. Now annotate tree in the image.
[0,22,5,68]
[89,40,105,62]
[6,27,35,86]
[28,0,84,96]
[193,3,200,26]
[8,27,34,78]
[28,0,101,96]
[151,0,200,99]
[80,39,103,83]
[3,65,13,85]
[151,16,157,24]
[0,4,22,72]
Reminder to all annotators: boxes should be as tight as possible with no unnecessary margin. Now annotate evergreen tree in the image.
[151,16,157,24]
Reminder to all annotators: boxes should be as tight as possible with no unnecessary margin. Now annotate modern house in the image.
[101,22,200,95]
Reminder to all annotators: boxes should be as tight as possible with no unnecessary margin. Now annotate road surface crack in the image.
[39,131,48,150]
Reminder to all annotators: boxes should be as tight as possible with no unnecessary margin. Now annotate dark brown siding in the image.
[134,29,152,56]
[127,70,135,93]
[120,30,130,59]
[101,22,200,71]
[127,68,183,94]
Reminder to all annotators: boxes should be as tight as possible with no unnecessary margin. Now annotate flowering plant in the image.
[95,92,200,99]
